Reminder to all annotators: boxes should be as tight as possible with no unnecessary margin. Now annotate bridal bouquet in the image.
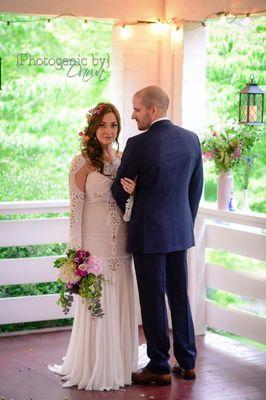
[54,249,105,318]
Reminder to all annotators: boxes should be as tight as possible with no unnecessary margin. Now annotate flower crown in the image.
[86,104,106,122]
[79,104,107,141]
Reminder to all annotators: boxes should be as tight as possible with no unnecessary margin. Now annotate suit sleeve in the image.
[189,138,204,224]
[111,137,139,212]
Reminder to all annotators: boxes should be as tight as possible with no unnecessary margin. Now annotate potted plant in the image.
[201,122,262,210]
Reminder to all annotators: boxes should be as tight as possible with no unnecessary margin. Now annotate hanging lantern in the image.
[239,75,264,125]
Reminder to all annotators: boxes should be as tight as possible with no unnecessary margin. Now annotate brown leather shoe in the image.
[132,367,172,386]
[172,364,196,380]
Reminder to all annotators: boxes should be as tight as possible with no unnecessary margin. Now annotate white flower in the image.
[78,263,89,272]
[58,261,80,284]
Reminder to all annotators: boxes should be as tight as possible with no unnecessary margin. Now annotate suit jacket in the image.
[111,120,203,253]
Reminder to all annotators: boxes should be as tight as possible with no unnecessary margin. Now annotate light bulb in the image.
[82,19,89,30]
[120,25,131,40]
[46,18,52,31]
[219,13,227,23]
[173,26,181,42]
[243,13,251,26]
[152,20,168,34]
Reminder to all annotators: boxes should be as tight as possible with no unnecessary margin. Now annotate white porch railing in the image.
[0,200,265,343]
[188,203,266,343]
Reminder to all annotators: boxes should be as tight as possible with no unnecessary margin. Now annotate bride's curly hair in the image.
[81,103,121,174]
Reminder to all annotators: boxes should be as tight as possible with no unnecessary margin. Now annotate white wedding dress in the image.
[49,154,145,391]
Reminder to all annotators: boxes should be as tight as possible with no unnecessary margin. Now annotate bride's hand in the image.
[121,177,137,195]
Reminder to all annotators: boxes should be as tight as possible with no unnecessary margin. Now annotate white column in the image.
[111,22,206,145]
[111,22,207,335]
[188,215,207,335]
[111,23,175,147]
[182,24,207,133]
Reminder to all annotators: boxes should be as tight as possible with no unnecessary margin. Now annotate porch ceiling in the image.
[0,0,265,22]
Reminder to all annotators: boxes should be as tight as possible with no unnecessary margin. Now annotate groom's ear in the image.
[150,105,158,117]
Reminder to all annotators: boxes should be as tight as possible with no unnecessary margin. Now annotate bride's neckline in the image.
[103,156,120,164]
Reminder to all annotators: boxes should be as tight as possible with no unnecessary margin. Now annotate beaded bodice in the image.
[68,154,128,268]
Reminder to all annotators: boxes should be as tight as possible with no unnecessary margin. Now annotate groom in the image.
[111,86,203,385]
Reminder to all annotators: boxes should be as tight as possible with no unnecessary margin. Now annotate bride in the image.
[49,103,140,391]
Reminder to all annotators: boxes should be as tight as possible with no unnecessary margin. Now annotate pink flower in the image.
[96,105,106,115]
[76,263,89,277]
[232,147,241,159]
[78,131,89,142]
[87,256,103,276]
[203,151,215,160]
[212,131,218,137]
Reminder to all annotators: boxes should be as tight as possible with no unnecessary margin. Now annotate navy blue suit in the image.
[111,120,203,373]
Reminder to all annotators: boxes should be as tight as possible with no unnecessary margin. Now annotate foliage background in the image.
[0,15,112,202]
[204,16,266,212]
[0,15,265,346]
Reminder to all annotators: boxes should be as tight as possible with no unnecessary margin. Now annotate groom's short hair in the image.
[134,86,169,113]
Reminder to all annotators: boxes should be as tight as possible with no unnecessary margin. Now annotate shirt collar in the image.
[150,117,169,126]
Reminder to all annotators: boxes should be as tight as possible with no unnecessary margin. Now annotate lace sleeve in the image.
[123,195,134,222]
[68,154,87,249]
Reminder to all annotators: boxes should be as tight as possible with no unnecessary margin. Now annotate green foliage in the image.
[57,283,73,315]
[0,14,112,201]
[0,243,66,259]
[79,273,105,318]
[206,250,266,322]
[207,328,266,352]
[0,318,73,334]
[206,17,266,125]
[0,281,62,298]
[205,17,266,212]
[206,249,266,275]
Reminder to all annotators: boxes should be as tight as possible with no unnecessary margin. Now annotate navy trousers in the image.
[133,250,196,374]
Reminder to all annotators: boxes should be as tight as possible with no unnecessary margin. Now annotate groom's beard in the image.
[135,116,152,131]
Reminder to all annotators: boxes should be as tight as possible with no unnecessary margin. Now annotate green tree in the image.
[0,14,112,201]
[205,16,266,212]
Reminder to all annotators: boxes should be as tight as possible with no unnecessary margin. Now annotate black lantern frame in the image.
[239,75,264,125]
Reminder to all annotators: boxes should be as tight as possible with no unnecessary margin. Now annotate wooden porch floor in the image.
[0,328,265,400]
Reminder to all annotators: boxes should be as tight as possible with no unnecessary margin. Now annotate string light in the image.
[243,13,251,26]
[82,19,89,30]
[152,19,169,34]
[0,13,112,27]
[120,25,131,40]
[0,9,265,32]
[173,26,182,42]
[46,18,52,31]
